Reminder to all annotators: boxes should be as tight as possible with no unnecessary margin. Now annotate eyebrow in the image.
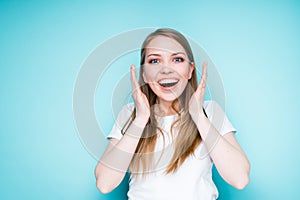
[147,52,187,57]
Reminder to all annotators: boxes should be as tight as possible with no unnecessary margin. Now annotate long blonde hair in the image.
[122,28,202,175]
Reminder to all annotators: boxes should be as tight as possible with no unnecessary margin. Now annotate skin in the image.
[94,36,250,194]
[142,35,193,115]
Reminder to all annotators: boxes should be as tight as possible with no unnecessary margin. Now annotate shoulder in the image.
[116,102,135,121]
[121,102,135,112]
[203,100,237,136]
[203,100,224,117]
[203,100,221,108]
[107,103,135,140]
[123,103,135,114]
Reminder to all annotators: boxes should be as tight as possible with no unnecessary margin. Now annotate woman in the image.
[95,28,250,200]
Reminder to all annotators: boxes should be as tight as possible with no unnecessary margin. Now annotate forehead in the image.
[145,35,186,54]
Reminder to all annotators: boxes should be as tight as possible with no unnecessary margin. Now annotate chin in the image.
[150,85,186,102]
[158,96,178,103]
[156,91,184,103]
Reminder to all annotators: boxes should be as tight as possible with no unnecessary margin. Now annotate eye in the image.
[149,59,160,64]
[173,57,184,63]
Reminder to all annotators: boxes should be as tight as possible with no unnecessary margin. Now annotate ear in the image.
[188,62,195,79]
[142,72,148,83]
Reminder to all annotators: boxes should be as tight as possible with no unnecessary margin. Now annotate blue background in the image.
[1,0,299,199]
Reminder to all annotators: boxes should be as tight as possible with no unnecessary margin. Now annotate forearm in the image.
[195,114,250,189]
[95,119,145,193]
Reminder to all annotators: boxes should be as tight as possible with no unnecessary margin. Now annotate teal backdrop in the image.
[1,0,299,199]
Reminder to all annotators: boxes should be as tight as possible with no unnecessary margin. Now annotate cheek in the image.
[143,68,157,82]
[177,67,191,80]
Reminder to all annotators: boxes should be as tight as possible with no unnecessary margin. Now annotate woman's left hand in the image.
[189,62,208,122]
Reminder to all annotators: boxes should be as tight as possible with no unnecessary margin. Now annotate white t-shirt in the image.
[107,100,236,200]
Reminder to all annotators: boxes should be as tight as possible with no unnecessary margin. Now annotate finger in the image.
[202,78,206,88]
[193,62,208,98]
[195,78,206,99]
[201,61,208,80]
[130,65,140,94]
[200,83,206,98]
[194,80,203,99]
[198,62,208,90]
[202,61,208,75]
[196,75,206,92]
[200,78,206,91]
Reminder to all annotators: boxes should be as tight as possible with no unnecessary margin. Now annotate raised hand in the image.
[130,65,150,126]
[189,62,208,122]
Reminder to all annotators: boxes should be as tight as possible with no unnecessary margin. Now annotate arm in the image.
[94,119,146,194]
[195,115,250,189]
[94,65,150,193]
[189,62,250,189]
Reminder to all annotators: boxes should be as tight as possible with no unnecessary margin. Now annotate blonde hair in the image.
[122,28,202,175]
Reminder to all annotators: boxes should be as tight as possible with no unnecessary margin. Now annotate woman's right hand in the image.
[130,65,150,126]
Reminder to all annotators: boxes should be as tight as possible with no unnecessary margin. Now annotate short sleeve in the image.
[107,103,135,140]
[203,100,236,136]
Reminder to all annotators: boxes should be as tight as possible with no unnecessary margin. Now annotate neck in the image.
[155,98,180,116]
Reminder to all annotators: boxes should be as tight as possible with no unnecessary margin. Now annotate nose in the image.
[159,64,174,74]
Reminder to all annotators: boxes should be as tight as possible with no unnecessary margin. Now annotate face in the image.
[142,36,194,103]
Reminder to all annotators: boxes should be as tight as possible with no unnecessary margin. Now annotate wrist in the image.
[133,117,148,128]
[191,109,206,121]
[192,111,208,127]
[125,119,146,138]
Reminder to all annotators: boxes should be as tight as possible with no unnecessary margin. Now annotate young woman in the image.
[95,28,250,200]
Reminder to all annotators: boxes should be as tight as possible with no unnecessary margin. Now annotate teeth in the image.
[158,79,178,87]
[158,79,178,84]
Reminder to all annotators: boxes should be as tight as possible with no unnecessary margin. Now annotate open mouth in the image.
[158,79,179,88]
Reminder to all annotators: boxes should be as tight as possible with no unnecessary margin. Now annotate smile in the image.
[158,79,179,88]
